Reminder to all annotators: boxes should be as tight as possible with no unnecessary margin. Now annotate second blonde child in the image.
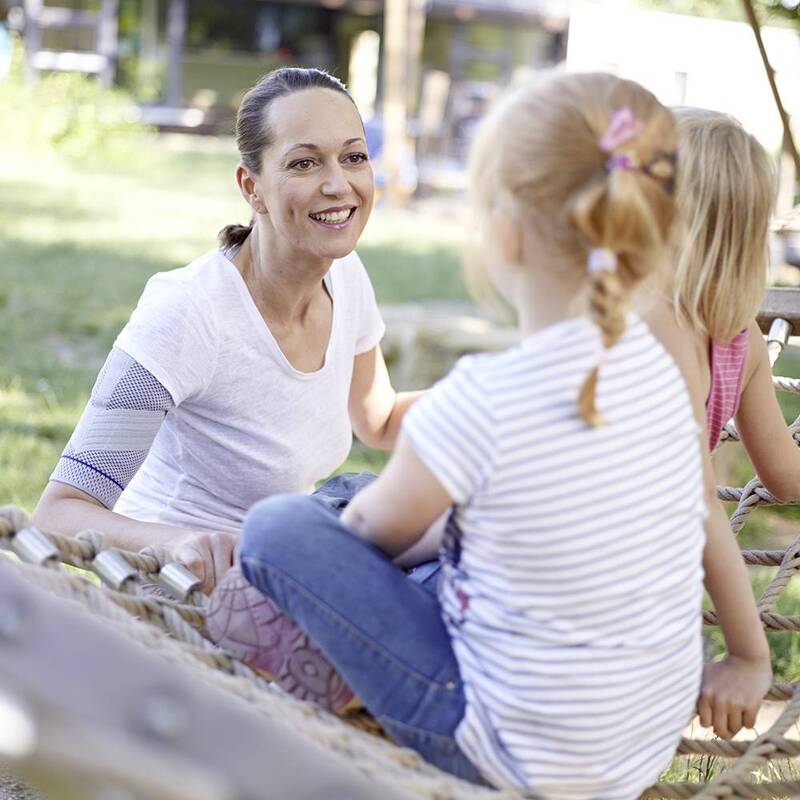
[646,110,783,738]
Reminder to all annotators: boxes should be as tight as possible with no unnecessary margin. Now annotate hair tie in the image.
[587,248,617,275]
[599,108,642,152]
[605,153,637,173]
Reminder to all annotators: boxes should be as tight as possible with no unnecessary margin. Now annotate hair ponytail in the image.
[218,219,254,250]
[570,165,671,425]
[569,101,676,426]
[468,73,678,427]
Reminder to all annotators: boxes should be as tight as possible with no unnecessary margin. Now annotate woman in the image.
[33,68,420,593]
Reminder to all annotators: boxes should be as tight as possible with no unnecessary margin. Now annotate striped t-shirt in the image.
[403,314,706,799]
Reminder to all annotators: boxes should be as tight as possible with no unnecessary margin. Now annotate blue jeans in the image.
[310,472,441,591]
[239,480,484,784]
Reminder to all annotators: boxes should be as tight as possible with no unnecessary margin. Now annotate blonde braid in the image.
[577,267,629,426]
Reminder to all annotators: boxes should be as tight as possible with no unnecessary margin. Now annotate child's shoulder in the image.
[447,318,594,387]
[642,298,705,364]
[449,343,526,383]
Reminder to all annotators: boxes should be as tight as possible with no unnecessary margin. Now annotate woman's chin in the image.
[311,231,364,261]
[315,241,358,260]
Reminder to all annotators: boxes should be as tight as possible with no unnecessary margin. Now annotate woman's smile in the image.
[309,205,357,230]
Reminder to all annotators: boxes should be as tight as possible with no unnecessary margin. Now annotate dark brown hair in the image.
[219,67,356,250]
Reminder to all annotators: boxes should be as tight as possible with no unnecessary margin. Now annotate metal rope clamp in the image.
[94,549,138,591]
[768,317,792,347]
[767,317,793,367]
[11,527,60,566]
[159,562,202,601]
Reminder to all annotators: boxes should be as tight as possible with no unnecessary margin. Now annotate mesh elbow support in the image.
[51,348,173,508]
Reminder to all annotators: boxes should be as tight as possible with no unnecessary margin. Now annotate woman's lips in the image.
[308,207,356,229]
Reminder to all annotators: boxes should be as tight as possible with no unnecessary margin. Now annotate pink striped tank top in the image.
[705,329,749,451]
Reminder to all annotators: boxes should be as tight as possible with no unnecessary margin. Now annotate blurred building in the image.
[12,0,568,193]
[15,0,800,196]
[567,0,800,155]
[15,1,567,122]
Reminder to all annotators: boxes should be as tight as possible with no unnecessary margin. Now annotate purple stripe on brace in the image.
[61,454,125,491]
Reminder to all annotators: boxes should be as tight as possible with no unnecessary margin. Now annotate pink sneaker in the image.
[206,567,355,713]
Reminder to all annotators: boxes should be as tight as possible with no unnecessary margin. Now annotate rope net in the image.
[1,323,800,799]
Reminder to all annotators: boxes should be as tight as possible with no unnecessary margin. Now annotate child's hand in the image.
[697,656,772,738]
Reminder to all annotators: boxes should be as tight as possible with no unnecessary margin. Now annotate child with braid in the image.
[233,74,766,797]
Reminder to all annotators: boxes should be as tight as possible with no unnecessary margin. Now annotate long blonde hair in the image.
[468,72,679,425]
[672,109,775,343]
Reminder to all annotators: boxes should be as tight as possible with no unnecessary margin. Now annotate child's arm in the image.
[698,461,772,738]
[647,305,771,737]
[347,356,489,562]
[341,434,452,554]
[735,320,800,501]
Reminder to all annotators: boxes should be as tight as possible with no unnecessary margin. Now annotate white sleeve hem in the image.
[113,340,182,405]
[355,320,386,356]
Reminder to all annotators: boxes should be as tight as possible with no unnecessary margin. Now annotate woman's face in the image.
[257,87,374,262]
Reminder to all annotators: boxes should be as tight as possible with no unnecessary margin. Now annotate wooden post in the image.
[741,0,800,180]
[406,0,427,116]
[22,0,42,85]
[138,0,159,99]
[382,0,409,205]
[97,0,119,87]
[166,0,188,108]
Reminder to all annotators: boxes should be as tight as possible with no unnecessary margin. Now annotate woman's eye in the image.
[344,153,368,165]
[291,159,315,170]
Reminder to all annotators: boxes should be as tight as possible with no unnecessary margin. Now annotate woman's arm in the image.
[348,345,423,451]
[735,320,800,501]
[33,483,236,594]
[34,480,200,551]
[31,347,236,592]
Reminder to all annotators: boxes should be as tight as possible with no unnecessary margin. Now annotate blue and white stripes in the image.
[403,315,705,798]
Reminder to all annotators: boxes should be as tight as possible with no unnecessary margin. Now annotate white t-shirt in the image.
[403,315,705,798]
[112,249,384,533]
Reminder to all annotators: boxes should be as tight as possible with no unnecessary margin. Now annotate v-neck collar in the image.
[217,251,337,380]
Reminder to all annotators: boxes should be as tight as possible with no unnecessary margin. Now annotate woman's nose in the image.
[321,163,349,195]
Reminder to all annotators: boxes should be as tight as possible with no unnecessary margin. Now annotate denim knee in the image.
[240,493,320,566]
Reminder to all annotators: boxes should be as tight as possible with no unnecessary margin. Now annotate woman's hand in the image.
[169,531,239,594]
[697,655,772,738]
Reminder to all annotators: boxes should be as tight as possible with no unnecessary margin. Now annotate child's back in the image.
[405,315,704,794]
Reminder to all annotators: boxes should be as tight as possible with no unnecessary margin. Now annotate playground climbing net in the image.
[1,316,800,800]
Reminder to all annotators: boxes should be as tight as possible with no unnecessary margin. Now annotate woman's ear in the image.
[235,164,267,215]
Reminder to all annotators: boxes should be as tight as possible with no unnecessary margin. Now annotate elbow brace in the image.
[51,348,173,508]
